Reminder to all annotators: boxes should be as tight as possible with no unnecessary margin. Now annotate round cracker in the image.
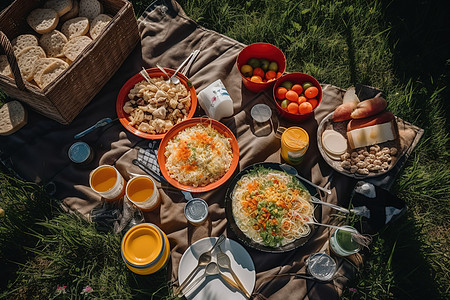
[26,8,59,34]
[61,17,90,40]
[11,34,39,55]
[90,14,112,39]
[0,55,12,77]
[63,36,92,61]
[37,60,69,89]
[39,30,68,58]
[32,58,66,85]
[44,0,73,17]
[79,0,103,20]
[16,46,46,81]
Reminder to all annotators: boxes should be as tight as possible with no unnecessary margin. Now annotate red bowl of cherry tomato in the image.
[273,72,322,122]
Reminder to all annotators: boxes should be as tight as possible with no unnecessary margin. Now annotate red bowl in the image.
[236,43,286,93]
[116,68,197,139]
[273,72,322,122]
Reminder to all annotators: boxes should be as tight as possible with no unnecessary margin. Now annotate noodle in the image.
[231,166,313,247]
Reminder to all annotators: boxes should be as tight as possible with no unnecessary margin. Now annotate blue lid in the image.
[68,142,91,163]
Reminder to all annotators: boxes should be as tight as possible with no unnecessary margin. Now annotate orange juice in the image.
[127,177,155,203]
[126,175,160,211]
[89,165,125,201]
[91,166,117,192]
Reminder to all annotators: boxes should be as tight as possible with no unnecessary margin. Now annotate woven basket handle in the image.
[0,31,26,91]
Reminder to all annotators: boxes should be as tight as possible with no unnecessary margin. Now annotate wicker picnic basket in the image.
[0,0,140,124]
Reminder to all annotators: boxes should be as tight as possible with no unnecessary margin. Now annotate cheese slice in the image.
[347,122,396,149]
[322,130,347,160]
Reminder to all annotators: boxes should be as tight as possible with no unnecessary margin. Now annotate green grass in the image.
[1,0,449,299]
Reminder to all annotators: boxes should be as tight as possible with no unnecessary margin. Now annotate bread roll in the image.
[90,14,112,39]
[44,0,73,16]
[16,46,47,81]
[0,55,12,77]
[350,97,387,119]
[61,17,89,40]
[79,0,103,20]
[11,34,39,54]
[39,30,68,58]
[63,36,92,61]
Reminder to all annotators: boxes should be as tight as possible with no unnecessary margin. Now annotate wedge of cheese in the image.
[347,120,397,149]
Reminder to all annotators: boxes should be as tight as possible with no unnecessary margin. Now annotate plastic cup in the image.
[89,165,125,201]
[126,175,160,211]
[305,252,337,281]
[329,225,361,256]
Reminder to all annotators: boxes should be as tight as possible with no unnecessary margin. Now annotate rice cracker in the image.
[26,8,59,34]
[37,60,69,89]
[32,58,67,86]
[79,0,103,20]
[63,36,92,61]
[0,101,27,136]
[0,55,12,77]
[11,34,39,54]
[90,14,112,39]
[61,17,89,40]
[40,30,68,58]
[60,0,79,23]
[16,46,46,81]
[44,0,73,17]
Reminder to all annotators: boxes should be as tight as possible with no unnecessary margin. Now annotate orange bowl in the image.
[116,68,197,139]
[273,72,322,122]
[158,118,239,193]
[236,43,286,93]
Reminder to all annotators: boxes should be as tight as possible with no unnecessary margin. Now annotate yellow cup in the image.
[121,223,170,275]
[89,165,125,201]
[280,126,309,165]
[126,175,161,211]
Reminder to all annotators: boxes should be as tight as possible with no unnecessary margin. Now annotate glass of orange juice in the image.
[125,175,160,211]
[89,165,126,201]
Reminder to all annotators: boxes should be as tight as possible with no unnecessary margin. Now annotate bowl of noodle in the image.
[225,162,320,253]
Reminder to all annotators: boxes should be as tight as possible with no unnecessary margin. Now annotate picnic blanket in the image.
[0,0,424,298]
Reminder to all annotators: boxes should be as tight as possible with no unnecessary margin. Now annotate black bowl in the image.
[224,162,321,253]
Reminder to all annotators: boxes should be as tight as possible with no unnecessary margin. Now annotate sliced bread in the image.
[44,0,73,17]
[36,60,69,89]
[90,14,112,39]
[16,46,47,81]
[26,8,59,34]
[60,0,79,22]
[61,17,89,40]
[11,34,39,54]
[79,0,103,20]
[0,55,12,78]
[0,101,27,136]
[39,30,68,58]
[63,36,92,61]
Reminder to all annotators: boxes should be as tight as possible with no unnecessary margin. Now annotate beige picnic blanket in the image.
[0,0,423,299]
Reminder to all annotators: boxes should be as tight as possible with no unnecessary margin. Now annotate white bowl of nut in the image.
[116,68,197,139]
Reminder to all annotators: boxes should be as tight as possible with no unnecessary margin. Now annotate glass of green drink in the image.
[329,225,361,256]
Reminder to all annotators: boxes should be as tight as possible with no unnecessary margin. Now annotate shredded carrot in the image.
[175,141,191,161]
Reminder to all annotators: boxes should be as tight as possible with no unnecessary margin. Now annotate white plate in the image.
[178,237,256,300]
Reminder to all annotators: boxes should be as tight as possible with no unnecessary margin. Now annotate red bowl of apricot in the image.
[273,72,322,122]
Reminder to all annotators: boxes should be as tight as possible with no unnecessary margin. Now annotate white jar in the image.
[197,79,233,120]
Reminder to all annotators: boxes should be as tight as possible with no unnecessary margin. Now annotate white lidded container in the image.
[197,79,233,120]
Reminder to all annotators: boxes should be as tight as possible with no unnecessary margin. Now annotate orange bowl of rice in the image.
[157,118,240,193]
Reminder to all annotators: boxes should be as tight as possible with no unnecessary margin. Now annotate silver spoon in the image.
[168,50,198,85]
[280,164,332,195]
[155,64,171,83]
[174,235,226,296]
[178,262,220,297]
[217,245,251,298]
